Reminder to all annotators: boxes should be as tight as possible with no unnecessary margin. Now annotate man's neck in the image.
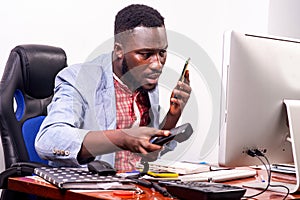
[113,64,137,92]
[112,56,123,80]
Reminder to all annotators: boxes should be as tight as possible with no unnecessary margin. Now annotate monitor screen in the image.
[218,30,300,168]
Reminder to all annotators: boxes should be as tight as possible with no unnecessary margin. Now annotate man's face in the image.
[120,26,168,91]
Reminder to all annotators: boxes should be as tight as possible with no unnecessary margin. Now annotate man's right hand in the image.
[78,127,169,164]
[112,127,170,154]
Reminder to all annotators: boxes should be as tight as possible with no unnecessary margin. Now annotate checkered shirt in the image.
[113,75,150,171]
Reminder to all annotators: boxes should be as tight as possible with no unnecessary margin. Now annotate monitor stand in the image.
[243,99,300,193]
[284,99,300,193]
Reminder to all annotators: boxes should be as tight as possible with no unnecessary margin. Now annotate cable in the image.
[243,149,290,200]
[140,159,149,176]
[260,153,289,200]
[243,150,270,199]
[257,150,289,199]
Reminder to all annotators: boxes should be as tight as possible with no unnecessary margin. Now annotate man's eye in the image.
[139,50,167,59]
[140,52,153,59]
[159,50,167,57]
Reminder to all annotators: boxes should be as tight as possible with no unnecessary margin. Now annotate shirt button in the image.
[60,150,65,156]
[56,150,61,155]
[52,149,57,155]
[65,150,70,156]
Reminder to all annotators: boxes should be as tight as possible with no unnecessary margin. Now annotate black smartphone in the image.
[150,123,193,146]
[174,58,190,99]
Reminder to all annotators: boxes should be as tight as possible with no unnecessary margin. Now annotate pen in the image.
[260,175,266,182]
[199,161,208,165]
[256,174,266,182]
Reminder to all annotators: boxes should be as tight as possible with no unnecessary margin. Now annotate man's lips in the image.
[147,72,161,79]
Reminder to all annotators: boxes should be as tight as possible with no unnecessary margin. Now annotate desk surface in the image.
[7,169,299,200]
[8,176,172,200]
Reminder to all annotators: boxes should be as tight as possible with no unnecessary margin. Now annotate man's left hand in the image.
[169,70,191,115]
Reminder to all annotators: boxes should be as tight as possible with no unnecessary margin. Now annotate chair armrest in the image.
[0,162,49,189]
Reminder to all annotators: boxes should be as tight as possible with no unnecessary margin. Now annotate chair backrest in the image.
[0,44,67,169]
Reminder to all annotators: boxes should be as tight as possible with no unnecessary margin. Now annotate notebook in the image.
[34,167,134,190]
[146,159,210,174]
[179,168,257,182]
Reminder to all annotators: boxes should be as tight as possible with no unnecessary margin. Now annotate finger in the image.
[177,81,192,94]
[138,146,148,155]
[172,87,182,99]
[184,70,190,84]
[179,90,191,103]
[172,88,189,101]
[171,95,189,110]
[155,130,170,137]
[170,97,180,105]
[147,143,163,151]
[141,141,162,152]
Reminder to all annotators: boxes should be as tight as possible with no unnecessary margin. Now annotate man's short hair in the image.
[114,4,165,35]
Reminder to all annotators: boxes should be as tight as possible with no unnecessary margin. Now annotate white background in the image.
[1,0,299,174]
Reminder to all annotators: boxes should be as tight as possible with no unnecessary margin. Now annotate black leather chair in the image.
[0,44,67,199]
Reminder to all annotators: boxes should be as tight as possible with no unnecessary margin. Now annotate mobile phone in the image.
[178,57,190,82]
[150,123,193,146]
[174,58,190,99]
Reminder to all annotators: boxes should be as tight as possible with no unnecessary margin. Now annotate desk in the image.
[225,169,298,200]
[7,169,300,200]
[8,176,172,200]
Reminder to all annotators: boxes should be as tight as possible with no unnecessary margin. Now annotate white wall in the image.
[0,0,270,173]
[268,0,300,39]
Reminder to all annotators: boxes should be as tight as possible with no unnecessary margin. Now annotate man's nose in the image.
[149,53,164,70]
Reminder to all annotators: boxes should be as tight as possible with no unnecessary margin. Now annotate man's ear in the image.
[114,43,124,59]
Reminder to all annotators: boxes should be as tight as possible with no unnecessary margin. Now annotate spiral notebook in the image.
[34,167,134,190]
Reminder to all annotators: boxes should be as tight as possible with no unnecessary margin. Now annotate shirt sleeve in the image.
[35,67,90,167]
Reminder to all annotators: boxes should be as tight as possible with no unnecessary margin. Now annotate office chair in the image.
[0,44,67,199]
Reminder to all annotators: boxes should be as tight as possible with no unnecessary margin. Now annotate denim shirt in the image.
[35,53,160,167]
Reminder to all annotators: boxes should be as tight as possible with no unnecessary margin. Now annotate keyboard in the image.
[159,180,246,200]
[180,169,256,182]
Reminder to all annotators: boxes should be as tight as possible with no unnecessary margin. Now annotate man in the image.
[35,4,191,171]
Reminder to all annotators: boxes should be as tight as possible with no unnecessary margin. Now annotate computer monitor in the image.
[218,30,300,193]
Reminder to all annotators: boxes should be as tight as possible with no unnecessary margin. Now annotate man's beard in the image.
[121,57,129,75]
[121,58,157,92]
